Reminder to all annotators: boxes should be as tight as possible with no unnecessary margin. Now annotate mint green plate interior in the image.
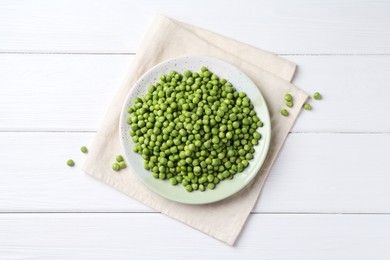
[119,56,271,204]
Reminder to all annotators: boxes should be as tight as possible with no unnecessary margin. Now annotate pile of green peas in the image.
[127,67,263,192]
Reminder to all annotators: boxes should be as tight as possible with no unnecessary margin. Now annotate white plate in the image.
[119,56,271,204]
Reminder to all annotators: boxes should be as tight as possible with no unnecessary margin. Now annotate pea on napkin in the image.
[83,15,308,246]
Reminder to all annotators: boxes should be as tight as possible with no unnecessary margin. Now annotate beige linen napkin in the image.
[83,15,308,246]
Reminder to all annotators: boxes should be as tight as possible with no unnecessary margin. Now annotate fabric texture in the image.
[83,15,308,246]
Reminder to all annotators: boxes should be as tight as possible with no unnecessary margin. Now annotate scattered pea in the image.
[116,155,124,162]
[303,103,312,111]
[313,92,322,100]
[67,159,75,167]
[286,101,293,108]
[118,161,127,169]
[284,93,293,102]
[112,163,120,171]
[81,146,88,154]
[281,109,289,117]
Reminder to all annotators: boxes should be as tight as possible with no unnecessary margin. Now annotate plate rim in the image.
[119,55,271,204]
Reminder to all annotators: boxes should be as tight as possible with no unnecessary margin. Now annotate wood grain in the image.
[0,54,132,131]
[1,213,389,259]
[1,132,389,213]
[0,0,389,54]
[0,54,389,132]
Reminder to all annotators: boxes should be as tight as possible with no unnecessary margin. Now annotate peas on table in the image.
[126,67,264,192]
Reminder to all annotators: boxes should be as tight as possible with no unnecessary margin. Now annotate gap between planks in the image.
[1,52,390,56]
[1,130,390,134]
[0,212,389,215]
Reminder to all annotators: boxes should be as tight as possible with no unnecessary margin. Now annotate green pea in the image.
[170,178,178,185]
[194,166,201,173]
[80,146,88,154]
[186,184,193,192]
[222,171,230,179]
[303,103,312,110]
[116,155,124,162]
[281,109,289,117]
[184,70,192,77]
[253,131,261,140]
[313,92,322,100]
[112,163,120,171]
[67,159,75,167]
[286,101,293,108]
[284,93,293,102]
[207,183,215,190]
[118,161,127,169]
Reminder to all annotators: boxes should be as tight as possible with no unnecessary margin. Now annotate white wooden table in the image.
[1,0,390,258]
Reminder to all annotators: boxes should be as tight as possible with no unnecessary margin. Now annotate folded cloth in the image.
[83,14,308,246]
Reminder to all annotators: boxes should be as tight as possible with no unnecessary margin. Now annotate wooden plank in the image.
[0,54,389,132]
[0,54,133,131]
[1,132,389,213]
[289,55,390,132]
[255,132,390,213]
[0,213,389,259]
[0,132,151,212]
[0,0,389,54]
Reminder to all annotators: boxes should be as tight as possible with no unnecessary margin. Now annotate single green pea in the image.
[170,178,178,185]
[67,159,75,167]
[80,146,88,154]
[186,184,193,192]
[242,160,249,168]
[112,163,120,171]
[118,161,127,169]
[286,101,293,108]
[253,131,261,140]
[116,155,124,162]
[184,70,192,78]
[284,93,293,102]
[222,171,230,179]
[313,92,322,100]
[207,183,215,190]
[281,109,289,117]
[303,103,312,111]
[192,183,198,190]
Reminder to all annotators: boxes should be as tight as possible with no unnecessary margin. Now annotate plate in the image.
[119,56,271,204]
